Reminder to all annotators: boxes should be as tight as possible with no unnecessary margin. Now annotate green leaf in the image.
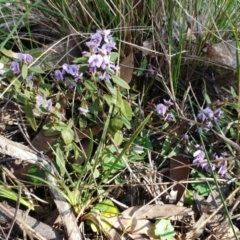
[84,79,97,92]
[111,75,130,89]
[27,165,44,183]
[22,64,28,79]
[29,66,45,74]
[114,130,123,146]
[43,129,60,137]
[56,146,66,176]
[61,127,75,145]
[160,138,171,156]
[0,48,13,58]
[72,57,88,64]
[154,219,175,240]
[121,100,132,120]
[109,115,123,132]
[24,102,38,131]
[109,52,119,62]
[191,169,215,196]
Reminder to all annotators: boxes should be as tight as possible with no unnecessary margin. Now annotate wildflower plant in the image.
[0,29,152,215]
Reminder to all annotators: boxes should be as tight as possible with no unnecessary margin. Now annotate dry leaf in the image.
[142,37,154,56]
[120,50,134,84]
[206,40,239,68]
[106,205,192,239]
[170,156,190,204]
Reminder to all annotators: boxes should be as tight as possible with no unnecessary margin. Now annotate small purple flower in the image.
[97,29,113,43]
[54,70,64,81]
[163,99,174,107]
[26,73,34,86]
[88,54,103,68]
[0,63,5,75]
[204,121,213,131]
[164,113,173,121]
[11,62,20,74]
[203,163,216,173]
[86,32,102,48]
[197,112,206,122]
[146,65,154,77]
[218,162,227,176]
[78,107,89,115]
[193,157,205,166]
[193,149,205,161]
[204,107,214,119]
[99,71,111,80]
[36,95,52,111]
[182,134,189,143]
[109,64,120,73]
[18,53,33,64]
[198,107,214,122]
[213,108,223,120]
[65,79,77,89]
[100,55,110,69]
[101,42,117,53]
[62,64,79,77]
[45,99,52,111]
[36,95,43,107]
[156,103,167,116]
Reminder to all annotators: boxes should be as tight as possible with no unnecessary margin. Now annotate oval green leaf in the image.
[22,64,28,79]
[111,75,130,89]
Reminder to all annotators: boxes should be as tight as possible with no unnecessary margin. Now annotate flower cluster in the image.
[197,107,223,132]
[54,63,83,89]
[156,99,174,121]
[86,29,119,79]
[192,145,227,176]
[11,53,34,75]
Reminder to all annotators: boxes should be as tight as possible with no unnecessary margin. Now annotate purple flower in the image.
[218,162,227,176]
[193,149,205,161]
[65,79,77,89]
[203,163,216,173]
[204,121,213,131]
[26,73,34,86]
[182,134,189,143]
[213,108,223,120]
[97,29,113,43]
[0,63,5,75]
[62,64,79,77]
[109,64,120,73]
[163,99,174,107]
[11,62,20,74]
[36,95,43,107]
[78,107,89,115]
[54,70,64,81]
[164,113,173,121]
[86,32,102,48]
[18,53,33,64]
[156,103,167,116]
[146,65,154,77]
[36,95,52,110]
[101,42,117,53]
[100,55,110,69]
[99,71,111,80]
[88,54,103,68]
[45,99,52,111]
[198,107,214,122]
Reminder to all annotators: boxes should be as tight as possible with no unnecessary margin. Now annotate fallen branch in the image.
[0,202,63,240]
[0,135,82,240]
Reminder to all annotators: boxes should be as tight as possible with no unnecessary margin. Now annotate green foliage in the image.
[154,219,175,240]
[190,169,215,196]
